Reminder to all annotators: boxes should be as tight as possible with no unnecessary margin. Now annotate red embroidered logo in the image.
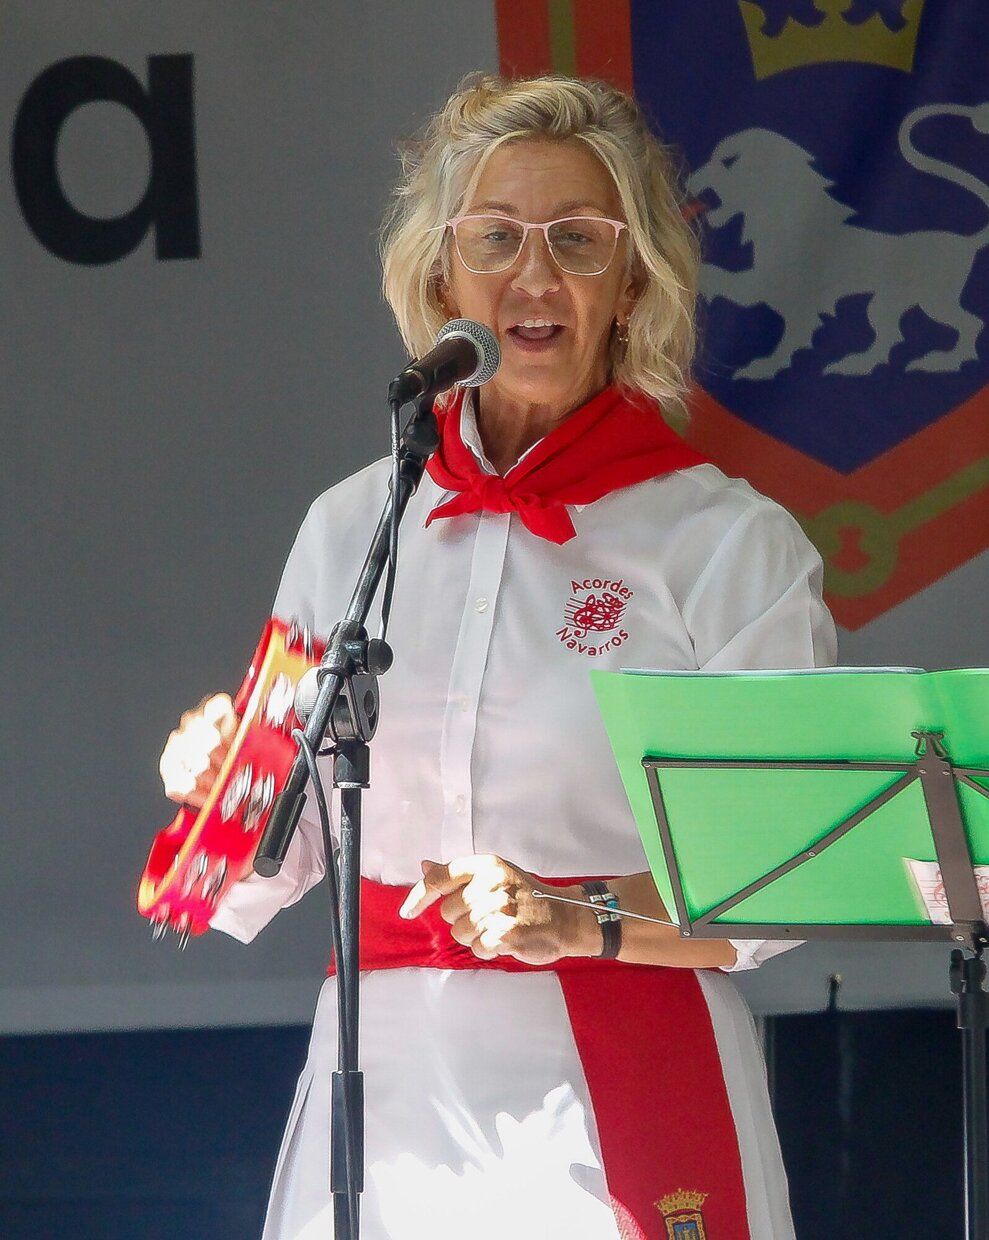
[557,577,633,657]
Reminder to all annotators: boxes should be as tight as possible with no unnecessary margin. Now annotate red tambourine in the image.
[137,616,325,947]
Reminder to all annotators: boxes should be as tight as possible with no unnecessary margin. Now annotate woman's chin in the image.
[498,358,603,409]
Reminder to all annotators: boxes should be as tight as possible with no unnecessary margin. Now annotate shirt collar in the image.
[456,390,586,509]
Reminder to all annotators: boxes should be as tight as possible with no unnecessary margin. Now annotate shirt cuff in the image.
[208,875,269,944]
[722,938,804,972]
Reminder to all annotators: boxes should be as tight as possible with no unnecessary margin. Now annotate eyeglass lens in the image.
[453,217,619,275]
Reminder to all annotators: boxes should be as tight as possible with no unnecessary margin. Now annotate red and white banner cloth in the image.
[255,879,794,1240]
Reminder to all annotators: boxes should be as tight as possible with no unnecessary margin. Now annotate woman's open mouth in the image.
[507,319,565,351]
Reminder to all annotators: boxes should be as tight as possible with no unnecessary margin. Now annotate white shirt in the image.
[213,397,837,970]
[210,396,836,1239]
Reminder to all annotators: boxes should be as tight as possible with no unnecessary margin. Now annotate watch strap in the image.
[581,880,622,960]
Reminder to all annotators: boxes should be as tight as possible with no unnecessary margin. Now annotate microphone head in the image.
[435,318,501,388]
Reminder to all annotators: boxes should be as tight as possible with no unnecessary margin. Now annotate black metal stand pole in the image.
[330,757,367,1237]
[952,948,989,1240]
[254,400,439,1240]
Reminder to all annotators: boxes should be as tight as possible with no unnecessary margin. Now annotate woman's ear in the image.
[435,278,458,321]
[616,258,644,325]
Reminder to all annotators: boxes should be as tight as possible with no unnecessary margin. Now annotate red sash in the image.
[330,876,752,1239]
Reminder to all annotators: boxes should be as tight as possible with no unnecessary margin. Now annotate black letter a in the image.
[12,54,201,264]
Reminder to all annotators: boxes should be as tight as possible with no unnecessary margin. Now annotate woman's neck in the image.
[476,380,608,475]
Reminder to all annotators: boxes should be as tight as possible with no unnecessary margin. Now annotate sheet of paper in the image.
[905,859,989,924]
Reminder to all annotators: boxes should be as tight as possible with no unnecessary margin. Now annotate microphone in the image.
[388,318,500,406]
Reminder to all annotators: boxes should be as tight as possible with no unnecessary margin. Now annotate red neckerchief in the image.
[424,384,709,543]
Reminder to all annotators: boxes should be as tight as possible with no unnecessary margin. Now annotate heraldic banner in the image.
[496,0,989,631]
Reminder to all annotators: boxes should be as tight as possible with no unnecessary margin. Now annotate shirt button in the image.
[474,597,489,613]
[454,794,466,814]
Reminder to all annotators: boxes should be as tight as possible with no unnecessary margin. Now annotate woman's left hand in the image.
[399,855,593,965]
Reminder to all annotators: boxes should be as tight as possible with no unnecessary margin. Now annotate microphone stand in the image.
[254,397,439,1240]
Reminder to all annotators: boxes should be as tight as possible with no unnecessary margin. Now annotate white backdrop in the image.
[2,2,985,1034]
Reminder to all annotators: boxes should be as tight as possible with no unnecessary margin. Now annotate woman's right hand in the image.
[159,692,240,810]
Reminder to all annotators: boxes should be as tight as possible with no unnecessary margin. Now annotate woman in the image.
[161,74,836,1239]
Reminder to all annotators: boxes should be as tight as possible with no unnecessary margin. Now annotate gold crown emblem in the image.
[657,1188,708,1215]
[739,0,925,79]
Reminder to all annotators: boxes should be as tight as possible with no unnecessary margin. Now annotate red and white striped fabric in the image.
[211,389,837,1238]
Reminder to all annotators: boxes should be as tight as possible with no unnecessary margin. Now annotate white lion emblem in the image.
[687,102,989,379]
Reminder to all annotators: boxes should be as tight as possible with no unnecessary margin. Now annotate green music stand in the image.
[592,666,989,1240]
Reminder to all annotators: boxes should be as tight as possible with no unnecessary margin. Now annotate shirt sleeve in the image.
[209,497,333,944]
[680,498,838,972]
[208,810,328,944]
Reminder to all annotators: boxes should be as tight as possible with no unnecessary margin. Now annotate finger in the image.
[184,714,224,751]
[165,758,225,810]
[172,784,207,810]
[430,857,508,917]
[399,859,470,920]
[179,724,230,782]
[441,884,511,926]
[438,891,468,926]
[448,854,504,888]
[165,780,201,806]
[159,731,179,783]
[450,913,480,948]
[202,692,238,737]
[474,925,513,959]
[475,930,506,958]
[162,758,201,803]
[181,697,215,727]
[208,748,228,775]
[451,910,515,953]
[399,855,504,920]
[477,911,516,951]
[165,744,225,807]
[464,875,516,912]
[194,762,220,793]
[161,728,217,795]
[180,733,213,777]
[160,739,193,791]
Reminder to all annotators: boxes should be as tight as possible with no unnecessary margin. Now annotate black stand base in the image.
[331,1069,365,1236]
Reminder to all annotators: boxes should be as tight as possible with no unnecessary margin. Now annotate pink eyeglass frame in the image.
[441,213,629,275]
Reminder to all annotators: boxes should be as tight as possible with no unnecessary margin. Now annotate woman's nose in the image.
[510,230,561,298]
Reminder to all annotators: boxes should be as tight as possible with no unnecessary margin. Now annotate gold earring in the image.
[616,320,629,347]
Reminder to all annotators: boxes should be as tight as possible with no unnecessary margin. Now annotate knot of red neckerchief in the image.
[427,475,575,543]
[424,385,709,544]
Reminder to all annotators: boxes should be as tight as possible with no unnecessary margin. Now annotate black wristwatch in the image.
[581,880,622,959]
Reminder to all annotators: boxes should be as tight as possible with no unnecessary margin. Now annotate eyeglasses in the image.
[444,213,628,276]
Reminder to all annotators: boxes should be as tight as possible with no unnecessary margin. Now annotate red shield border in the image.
[495,0,989,630]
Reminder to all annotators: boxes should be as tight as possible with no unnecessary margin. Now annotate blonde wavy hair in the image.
[380,73,700,430]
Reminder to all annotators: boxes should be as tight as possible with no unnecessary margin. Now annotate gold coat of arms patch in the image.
[656,1188,709,1240]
